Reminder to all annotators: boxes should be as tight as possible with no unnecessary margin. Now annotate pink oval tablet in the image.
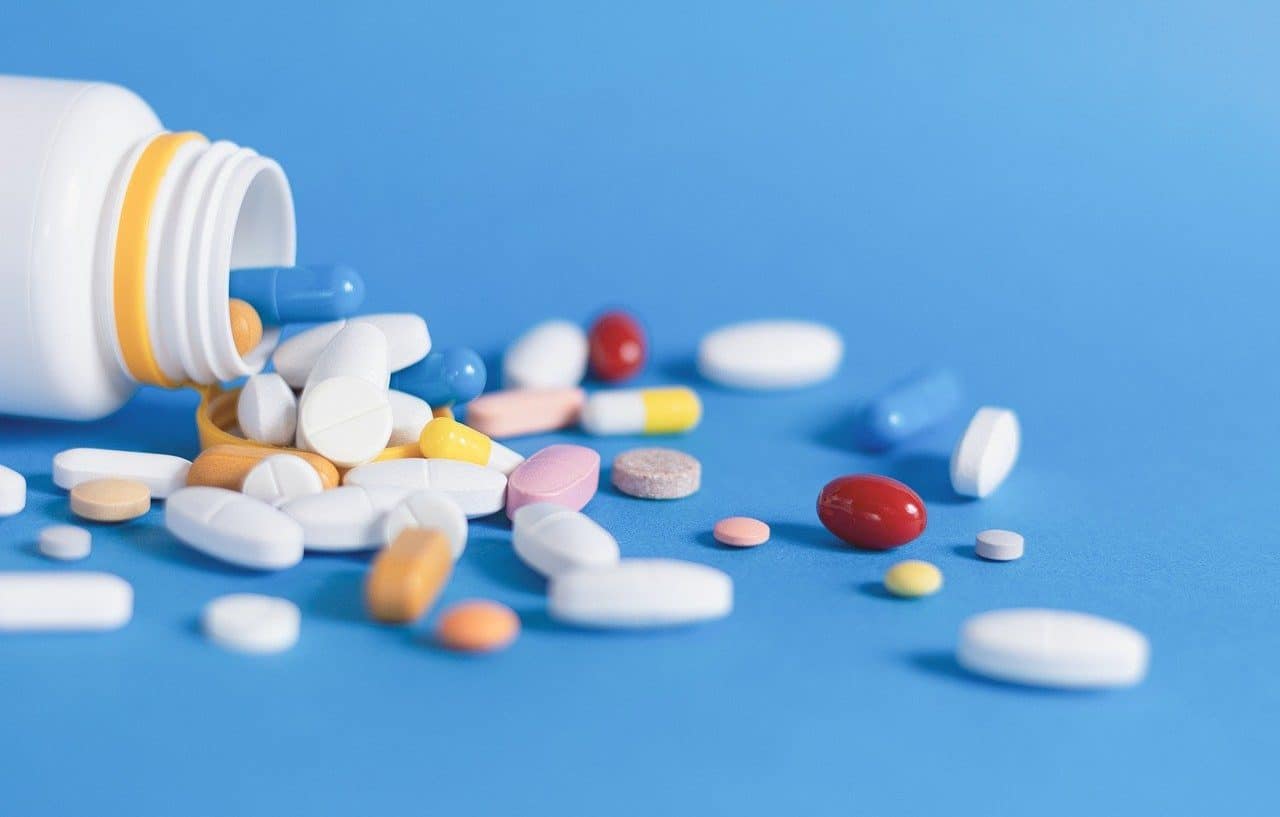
[505,444,601,518]
[465,388,585,439]
[713,517,770,547]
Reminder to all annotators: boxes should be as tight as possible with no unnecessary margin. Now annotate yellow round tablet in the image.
[883,560,943,598]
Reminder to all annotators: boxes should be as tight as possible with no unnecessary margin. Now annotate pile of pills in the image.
[0,272,1149,691]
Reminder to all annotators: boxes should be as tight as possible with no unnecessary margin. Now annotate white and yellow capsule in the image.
[580,387,702,436]
[418,417,524,475]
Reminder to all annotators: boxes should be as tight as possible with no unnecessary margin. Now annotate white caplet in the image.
[303,321,391,393]
[344,458,507,518]
[237,373,298,446]
[271,313,431,388]
[281,484,411,551]
[165,486,304,570]
[52,448,190,498]
[512,503,620,578]
[387,389,434,446]
[0,572,132,631]
[697,320,843,389]
[549,559,732,628]
[503,320,589,389]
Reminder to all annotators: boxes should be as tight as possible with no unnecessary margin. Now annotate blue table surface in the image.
[3,3,1276,815]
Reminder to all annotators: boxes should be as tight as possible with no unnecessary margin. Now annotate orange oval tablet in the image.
[70,478,151,522]
[188,444,339,491]
[228,298,263,356]
[713,516,770,547]
[365,529,453,623]
[435,600,520,653]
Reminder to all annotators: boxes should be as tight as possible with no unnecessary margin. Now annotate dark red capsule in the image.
[588,311,647,382]
[816,474,927,550]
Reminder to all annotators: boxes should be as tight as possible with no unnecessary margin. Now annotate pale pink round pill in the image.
[713,516,770,547]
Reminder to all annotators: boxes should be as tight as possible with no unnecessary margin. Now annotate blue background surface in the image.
[2,2,1276,814]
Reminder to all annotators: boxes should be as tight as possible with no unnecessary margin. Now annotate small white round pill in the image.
[240,454,325,507]
[237,373,298,446]
[976,529,1024,561]
[38,525,91,561]
[202,593,300,654]
[297,375,393,468]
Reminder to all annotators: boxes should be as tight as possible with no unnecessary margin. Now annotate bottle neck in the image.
[106,130,295,388]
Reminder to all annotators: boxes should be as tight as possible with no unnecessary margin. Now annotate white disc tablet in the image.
[297,376,392,468]
[202,593,300,654]
[950,406,1020,498]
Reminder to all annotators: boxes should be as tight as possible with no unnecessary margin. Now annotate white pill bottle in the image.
[0,75,293,420]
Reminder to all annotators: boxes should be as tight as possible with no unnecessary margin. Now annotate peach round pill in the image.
[69,478,151,522]
[713,517,770,547]
[435,600,520,653]
[228,298,263,356]
[883,560,943,598]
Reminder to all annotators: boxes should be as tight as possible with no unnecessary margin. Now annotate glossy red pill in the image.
[816,474,927,550]
[588,311,647,382]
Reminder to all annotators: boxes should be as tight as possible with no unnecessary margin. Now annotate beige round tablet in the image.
[611,448,701,500]
[70,478,151,522]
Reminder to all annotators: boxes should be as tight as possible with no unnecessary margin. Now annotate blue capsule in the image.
[389,347,487,407]
[229,264,365,324]
[858,368,961,449]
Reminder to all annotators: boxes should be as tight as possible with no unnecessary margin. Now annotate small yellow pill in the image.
[419,417,492,466]
[883,560,943,598]
[228,298,263,356]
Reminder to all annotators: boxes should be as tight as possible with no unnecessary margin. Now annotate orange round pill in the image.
[713,516,770,547]
[435,600,520,653]
[228,298,263,356]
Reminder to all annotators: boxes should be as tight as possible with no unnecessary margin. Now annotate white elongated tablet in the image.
[240,454,325,507]
[281,484,410,550]
[38,525,91,561]
[696,320,843,389]
[387,389,434,446]
[503,320,589,389]
[549,559,732,628]
[237,373,298,446]
[344,458,507,518]
[272,313,431,388]
[296,376,393,468]
[202,593,300,654]
[951,407,1020,498]
[0,572,132,631]
[303,321,390,392]
[165,487,304,570]
[512,503,619,578]
[382,490,468,558]
[52,448,191,499]
[957,608,1149,689]
[0,464,25,516]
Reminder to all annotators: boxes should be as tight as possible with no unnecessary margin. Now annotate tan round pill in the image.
[435,600,520,653]
[69,478,151,522]
[365,529,453,624]
[228,298,263,356]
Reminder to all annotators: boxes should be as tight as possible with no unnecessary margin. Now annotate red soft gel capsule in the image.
[816,474,927,550]
[588,311,647,382]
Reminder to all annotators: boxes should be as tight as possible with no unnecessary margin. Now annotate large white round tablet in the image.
[344,458,507,518]
[240,454,324,507]
[950,406,1020,498]
[975,528,1024,561]
[503,320,589,389]
[52,448,191,498]
[237,373,298,446]
[549,559,732,628]
[697,320,843,389]
[512,503,620,578]
[38,525,91,561]
[0,464,25,516]
[281,484,410,550]
[387,389,434,446]
[382,489,468,558]
[297,376,393,468]
[272,313,431,388]
[957,608,1149,689]
[165,487,304,570]
[202,593,300,654]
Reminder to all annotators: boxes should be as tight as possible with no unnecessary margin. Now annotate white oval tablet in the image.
[0,572,132,631]
[512,503,619,578]
[297,376,393,468]
[957,608,1150,689]
[382,490,468,558]
[303,321,390,392]
[344,458,507,518]
[237,373,298,446]
[0,464,25,516]
[240,454,325,507]
[272,313,432,388]
[697,320,843,389]
[549,559,732,628]
[202,593,300,654]
[387,389,434,446]
[503,320,589,389]
[165,487,304,570]
[976,528,1024,561]
[52,448,191,499]
[951,406,1020,498]
[38,525,91,561]
[281,484,410,551]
